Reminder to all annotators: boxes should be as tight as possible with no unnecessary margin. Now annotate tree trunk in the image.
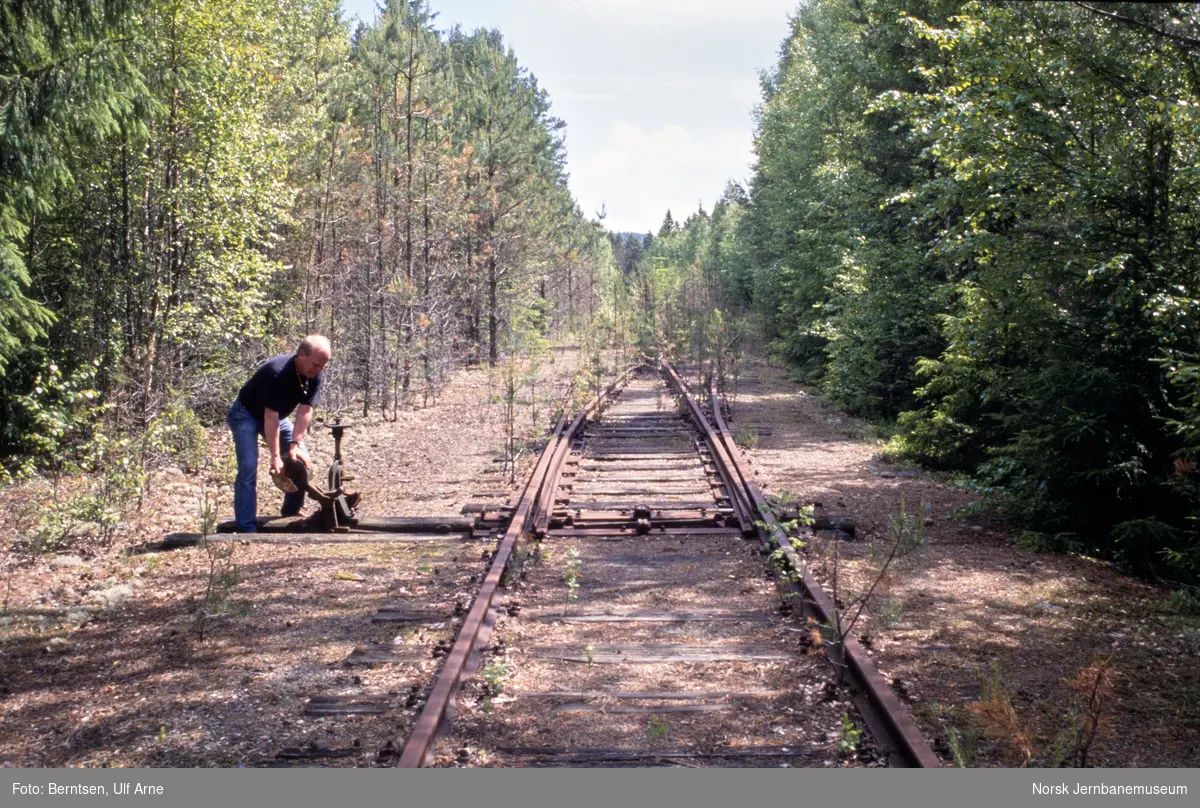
[487,247,498,366]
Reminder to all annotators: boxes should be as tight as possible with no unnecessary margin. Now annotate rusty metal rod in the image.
[660,360,754,535]
[533,366,638,535]
[705,375,940,768]
[396,412,568,768]
[398,366,635,767]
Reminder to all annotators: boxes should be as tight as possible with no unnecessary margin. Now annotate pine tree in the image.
[0,0,144,374]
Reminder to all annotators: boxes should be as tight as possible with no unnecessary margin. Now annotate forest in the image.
[4,0,1200,588]
[634,1,1200,589]
[0,0,621,426]
[2,0,1200,774]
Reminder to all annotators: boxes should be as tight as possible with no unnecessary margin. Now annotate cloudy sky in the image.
[342,0,798,233]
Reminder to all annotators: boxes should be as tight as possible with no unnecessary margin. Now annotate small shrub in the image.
[947,725,979,768]
[145,396,208,472]
[1164,588,1200,615]
[504,548,532,587]
[10,359,106,481]
[481,659,508,697]
[480,659,508,710]
[562,546,582,610]
[874,594,903,627]
[969,663,1033,767]
[838,713,863,757]
[198,487,219,536]
[647,716,670,745]
[195,540,242,639]
[1059,656,1115,768]
[1018,531,1084,555]
[22,432,145,553]
[826,497,927,656]
[735,423,759,449]
[877,496,926,562]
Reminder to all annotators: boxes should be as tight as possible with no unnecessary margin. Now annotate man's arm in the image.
[288,405,314,467]
[264,408,284,477]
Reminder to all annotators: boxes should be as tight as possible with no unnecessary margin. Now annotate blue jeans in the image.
[226,400,306,532]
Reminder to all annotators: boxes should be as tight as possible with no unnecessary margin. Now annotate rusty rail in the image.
[659,360,754,535]
[398,359,938,768]
[397,367,636,767]
[395,411,567,767]
[701,374,940,768]
[532,366,638,535]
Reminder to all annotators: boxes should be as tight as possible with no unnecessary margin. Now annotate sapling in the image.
[481,659,508,712]
[838,713,863,757]
[1062,655,1115,768]
[647,715,670,745]
[562,547,582,613]
[948,725,979,768]
[196,538,241,640]
[970,663,1034,767]
[829,497,928,658]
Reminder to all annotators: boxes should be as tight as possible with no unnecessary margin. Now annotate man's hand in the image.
[271,454,285,477]
[288,442,311,469]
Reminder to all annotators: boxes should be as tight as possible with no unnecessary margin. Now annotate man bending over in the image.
[226,335,331,533]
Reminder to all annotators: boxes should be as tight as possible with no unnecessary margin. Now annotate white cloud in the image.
[341,0,793,232]
[577,121,752,233]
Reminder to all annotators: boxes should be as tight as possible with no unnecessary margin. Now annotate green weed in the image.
[838,713,863,757]
[195,540,242,639]
[647,716,670,745]
[482,659,508,696]
[563,547,582,611]
[735,423,759,449]
[947,726,979,768]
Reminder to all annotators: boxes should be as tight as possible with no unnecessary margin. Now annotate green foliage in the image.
[71,431,146,547]
[734,423,759,450]
[1017,531,1084,557]
[647,715,670,745]
[721,0,1200,583]
[198,487,219,537]
[947,725,978,768]
[144,395,208,472]
[10,359,106,478]
[10,0,1200,588]
[562,546,582,609]
[481,659,507,697]
[196,538,242,638]
[1050,707,1084,769]
[838,713,863,757]
[874,594,902,628]
[0,0,145,374]
[742,0,955,405]
[815,496,926,659]
[0,0,624,489]
[11,359,146,552]
[1164,588,1200,616]
[877,496,926,563]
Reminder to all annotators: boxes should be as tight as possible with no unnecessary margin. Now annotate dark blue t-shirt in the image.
[237,353,323,421]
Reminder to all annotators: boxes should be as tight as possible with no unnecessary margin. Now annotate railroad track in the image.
[385,360,939,768]
[164,358,936,767]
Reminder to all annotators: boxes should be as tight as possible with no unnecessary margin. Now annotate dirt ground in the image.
[1,346,1197,767]
[723,354,1200,768]
[0,351,584,767]
[438,534,871,769]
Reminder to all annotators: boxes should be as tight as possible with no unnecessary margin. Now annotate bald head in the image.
[296,334,331,379]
